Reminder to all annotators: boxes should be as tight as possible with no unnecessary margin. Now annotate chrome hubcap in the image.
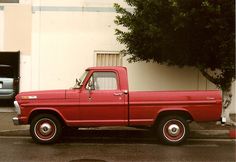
[168,124,180,136]
[39,123,52,135]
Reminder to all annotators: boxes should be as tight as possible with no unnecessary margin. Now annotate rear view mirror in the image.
[76,78,79,86]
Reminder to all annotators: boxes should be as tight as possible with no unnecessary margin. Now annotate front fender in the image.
[28,107,66,125]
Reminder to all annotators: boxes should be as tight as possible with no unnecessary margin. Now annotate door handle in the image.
[113,92,123,96]
[206,97,215,100]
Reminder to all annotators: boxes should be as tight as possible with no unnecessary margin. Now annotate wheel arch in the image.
[154,109,193,127]
[28,108,66,126]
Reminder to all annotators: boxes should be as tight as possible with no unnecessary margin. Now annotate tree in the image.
[114,0,235,123]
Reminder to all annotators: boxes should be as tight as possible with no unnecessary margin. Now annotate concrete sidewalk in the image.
[0,111,29,136]
[0,107,235,139]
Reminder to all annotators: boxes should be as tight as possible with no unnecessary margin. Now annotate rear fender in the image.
[154,108,193,126]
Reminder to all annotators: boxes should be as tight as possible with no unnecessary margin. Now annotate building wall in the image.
[31,0,126,90]
[0,0,235,113]
[0,1,32,93]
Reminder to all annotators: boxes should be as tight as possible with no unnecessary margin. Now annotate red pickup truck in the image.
[13,66,223,145]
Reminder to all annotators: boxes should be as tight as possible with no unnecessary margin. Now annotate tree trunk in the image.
[222,88,235,125]
[199,69,235,125]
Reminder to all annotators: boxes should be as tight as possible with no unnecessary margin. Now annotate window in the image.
[0,65,13,78]
[86,72,118,90]
[96,52,122,66]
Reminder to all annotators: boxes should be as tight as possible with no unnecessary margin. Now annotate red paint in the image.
[14,66,222,127]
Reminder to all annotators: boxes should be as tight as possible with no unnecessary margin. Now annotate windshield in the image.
[74,70,89,88]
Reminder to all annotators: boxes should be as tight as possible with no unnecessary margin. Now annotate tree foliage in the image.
[114,0,235,92]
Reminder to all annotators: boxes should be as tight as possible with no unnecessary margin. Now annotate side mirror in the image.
[76,78,81,86]
[73,79,81,89]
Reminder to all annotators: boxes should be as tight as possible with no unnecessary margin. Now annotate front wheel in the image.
[157,115,189,145]
[30,114,62,144]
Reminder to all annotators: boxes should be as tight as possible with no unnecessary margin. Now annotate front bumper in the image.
[12,101,21,125]
[12,117,20,125]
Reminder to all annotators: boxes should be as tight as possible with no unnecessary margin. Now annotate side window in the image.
[86,72,118,90]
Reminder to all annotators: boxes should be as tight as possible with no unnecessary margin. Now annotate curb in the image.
[189,130,231,139]
[0,129,235,139]
[0,107,14,113]
[0,129,29,136]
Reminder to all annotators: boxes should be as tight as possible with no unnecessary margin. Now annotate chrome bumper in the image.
[12,101,21,125]
[12,117,20,125]
[13,101,21,115]
[221,117,226,124]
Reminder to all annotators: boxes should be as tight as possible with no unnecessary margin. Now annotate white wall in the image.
[20,55,32,92]
[125,61,205,91]
[31,0,125,90]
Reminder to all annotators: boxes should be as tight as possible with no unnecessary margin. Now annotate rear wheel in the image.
[157,115,189,145]
[30,114,62,144]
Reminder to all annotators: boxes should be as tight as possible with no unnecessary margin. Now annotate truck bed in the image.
[128,90,222,125]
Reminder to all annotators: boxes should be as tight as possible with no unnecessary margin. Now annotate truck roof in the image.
[86,66,127,71]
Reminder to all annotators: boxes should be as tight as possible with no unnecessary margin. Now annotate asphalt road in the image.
[0,136,235,162]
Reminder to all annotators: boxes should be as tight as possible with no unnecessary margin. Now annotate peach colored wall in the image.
[3,4,31,54]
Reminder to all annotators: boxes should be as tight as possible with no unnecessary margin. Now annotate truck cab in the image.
[74,66,129,126]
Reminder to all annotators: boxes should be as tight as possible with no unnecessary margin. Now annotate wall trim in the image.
[32,6,133,13]
[32,6,116,13]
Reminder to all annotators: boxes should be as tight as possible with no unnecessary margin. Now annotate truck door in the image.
[79,71,127,126]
